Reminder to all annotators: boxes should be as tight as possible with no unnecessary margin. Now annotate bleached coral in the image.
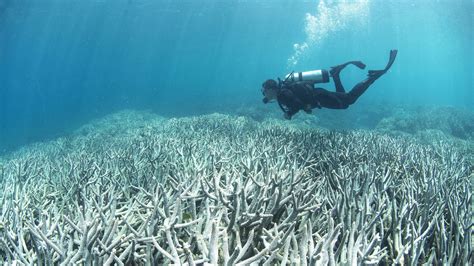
[0,112,472,264]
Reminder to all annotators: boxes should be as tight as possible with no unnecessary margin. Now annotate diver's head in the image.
[262,79,279,104]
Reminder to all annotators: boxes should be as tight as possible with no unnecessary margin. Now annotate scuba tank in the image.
[284,69,330,84]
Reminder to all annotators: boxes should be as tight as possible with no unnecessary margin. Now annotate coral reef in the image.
[0,111,472,265]
[376,106,474,140]
[233,102,394,130]
[236,103,474,141]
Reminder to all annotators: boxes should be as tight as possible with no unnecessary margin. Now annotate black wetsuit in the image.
[277,50,397,119]
[277,75,377,119]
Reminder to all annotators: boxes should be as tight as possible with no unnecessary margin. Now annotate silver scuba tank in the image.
[284,69,330,84]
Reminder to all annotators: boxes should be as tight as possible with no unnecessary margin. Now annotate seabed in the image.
[0,110,472,265]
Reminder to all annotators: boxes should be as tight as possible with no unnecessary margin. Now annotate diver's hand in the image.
[284,113,291,120]
[304,104,312,114]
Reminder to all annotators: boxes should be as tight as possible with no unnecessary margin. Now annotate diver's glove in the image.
[284,113,292,120]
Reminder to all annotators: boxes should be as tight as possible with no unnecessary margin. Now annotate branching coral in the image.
[376,106,474,140]
[0,112,472,265]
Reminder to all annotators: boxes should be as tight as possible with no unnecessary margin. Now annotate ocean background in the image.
[0,0,472,154]
[0,1,473,264]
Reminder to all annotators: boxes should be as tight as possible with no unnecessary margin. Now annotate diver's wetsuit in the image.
[277,75,376,117]
[277,50,397,119]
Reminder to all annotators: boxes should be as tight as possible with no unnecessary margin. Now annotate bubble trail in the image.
[288,0,370,68]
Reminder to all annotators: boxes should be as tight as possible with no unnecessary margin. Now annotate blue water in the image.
[0,0,473,153]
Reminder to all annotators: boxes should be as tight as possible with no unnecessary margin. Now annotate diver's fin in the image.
[351,61,367,69]
[330,60,366,77]
[368,49,398,79]
[384,49,397,71]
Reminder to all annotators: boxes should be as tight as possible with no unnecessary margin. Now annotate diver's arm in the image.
[278,101,297,120]
[286,107,300,119]
[278,89,304,119]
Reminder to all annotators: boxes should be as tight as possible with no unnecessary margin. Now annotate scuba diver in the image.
[261,50,398,120]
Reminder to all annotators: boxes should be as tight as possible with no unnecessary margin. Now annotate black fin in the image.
[330,60,366,77]
[352,61,367,69]
[368,49,398,79]
[384,49,398,71]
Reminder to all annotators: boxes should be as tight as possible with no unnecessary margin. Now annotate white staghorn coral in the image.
[0,111,472,265]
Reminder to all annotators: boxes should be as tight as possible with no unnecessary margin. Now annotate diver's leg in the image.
[330,61,366,93]
[345,80,373,105]
[345,50,398,105]
[331,68,346,93]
